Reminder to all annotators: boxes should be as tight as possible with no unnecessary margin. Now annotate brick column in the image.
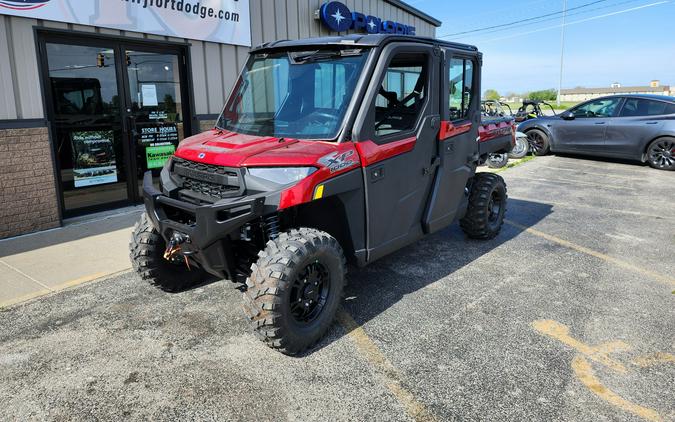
[0,127,60,239]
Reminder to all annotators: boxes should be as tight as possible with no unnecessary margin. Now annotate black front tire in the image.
[527,129,550,156]
[646,137,675,170]
[460,173,507,240]
[242,228,346,355]
[129,213,205,292]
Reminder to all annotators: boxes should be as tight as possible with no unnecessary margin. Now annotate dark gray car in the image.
[518,94,675,170]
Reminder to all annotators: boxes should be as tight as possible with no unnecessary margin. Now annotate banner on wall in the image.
[71,130,118,188]
[0,0,251,47]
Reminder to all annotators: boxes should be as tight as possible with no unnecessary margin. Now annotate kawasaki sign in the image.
[0,0,251,47]
[319,1,416,35]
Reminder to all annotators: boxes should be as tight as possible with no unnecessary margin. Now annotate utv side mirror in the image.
[560,111,575,120]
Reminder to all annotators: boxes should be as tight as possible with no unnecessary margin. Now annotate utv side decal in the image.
[319,150,359,173]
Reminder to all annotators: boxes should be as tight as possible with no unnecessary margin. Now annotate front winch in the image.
[163,232,193,270]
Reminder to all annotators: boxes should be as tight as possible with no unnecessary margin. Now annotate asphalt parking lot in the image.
[1,155,673,421]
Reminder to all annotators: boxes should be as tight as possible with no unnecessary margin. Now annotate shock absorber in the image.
[264,214,280,241]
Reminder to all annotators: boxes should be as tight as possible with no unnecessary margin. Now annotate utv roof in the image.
[252,34,478,54]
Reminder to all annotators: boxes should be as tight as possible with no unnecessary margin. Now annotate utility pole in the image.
[557,0,567,106]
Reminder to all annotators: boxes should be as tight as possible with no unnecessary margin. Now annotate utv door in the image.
[423,51,480,233]
[352,43,440,262]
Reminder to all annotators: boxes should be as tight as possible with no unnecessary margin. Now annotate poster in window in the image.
[71,130,118,188]
[146,144,176,169]
[141,84,159,107]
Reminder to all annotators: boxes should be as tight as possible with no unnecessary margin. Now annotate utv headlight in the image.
[247,167,317,185]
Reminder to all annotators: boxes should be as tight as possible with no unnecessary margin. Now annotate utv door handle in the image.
[370,166,384,182]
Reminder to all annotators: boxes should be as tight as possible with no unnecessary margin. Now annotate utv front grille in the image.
[171,157,244,202]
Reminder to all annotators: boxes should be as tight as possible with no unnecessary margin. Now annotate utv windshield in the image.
[216,49,368,140]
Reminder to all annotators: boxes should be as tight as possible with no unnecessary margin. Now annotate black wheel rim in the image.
[528,132,545,153]
[290,261,330,324]
[487,189,504,227]
[648,140,675,169]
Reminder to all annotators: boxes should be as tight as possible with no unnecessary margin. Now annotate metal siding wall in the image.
[0,17,17,119]
[190,41,210,115]
[10,17,42,119]
[0,1,437,119]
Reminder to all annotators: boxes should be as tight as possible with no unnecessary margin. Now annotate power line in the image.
[439,0,609,38]
[444,0,646,40]
[474,1,670,44]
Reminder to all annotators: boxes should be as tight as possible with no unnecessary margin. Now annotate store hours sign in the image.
[0,0,251,47]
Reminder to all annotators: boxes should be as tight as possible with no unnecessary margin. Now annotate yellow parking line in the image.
[336,309,437,422]
[632,352,675,368]
[532,320,629,373]
[0,269,131,309]
[572,356,663,422]
[533,320,665,421]
[505,220,675,287]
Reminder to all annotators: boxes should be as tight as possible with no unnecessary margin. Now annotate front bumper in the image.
[143,171,271,277]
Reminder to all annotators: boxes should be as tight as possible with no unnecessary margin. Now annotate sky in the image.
[407,0,675,95]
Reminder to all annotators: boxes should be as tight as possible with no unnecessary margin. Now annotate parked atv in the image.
[130,34,515,355]
[514,99,556,123]
[481,100,524,166]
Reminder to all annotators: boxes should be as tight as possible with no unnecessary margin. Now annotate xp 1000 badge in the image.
[319,150,359,173]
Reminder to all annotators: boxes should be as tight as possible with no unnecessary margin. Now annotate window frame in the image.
[445,53,478,123]
[569,97,624,119]
[352,43,434,146]
[618,97,675,117]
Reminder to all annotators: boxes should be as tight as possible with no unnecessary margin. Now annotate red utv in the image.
[130,34,515,355]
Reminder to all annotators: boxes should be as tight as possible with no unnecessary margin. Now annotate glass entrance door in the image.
[40,33,191,217]
[123,49,187,192]
[45,42,130,213]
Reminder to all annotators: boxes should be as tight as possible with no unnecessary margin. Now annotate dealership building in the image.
[0,0,440,239]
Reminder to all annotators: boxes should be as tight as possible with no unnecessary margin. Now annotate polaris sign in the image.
[319,1,416,36]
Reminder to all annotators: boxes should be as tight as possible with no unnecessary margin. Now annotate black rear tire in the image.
[527,129,550,156]
[242,228,346,355]
[460,173,507,240]
[646,137,675,170]
[129,213,205,292]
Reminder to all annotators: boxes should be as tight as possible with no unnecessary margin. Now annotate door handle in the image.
[594,122,606,125]
[645,121,658,125]
[370,166,384,182]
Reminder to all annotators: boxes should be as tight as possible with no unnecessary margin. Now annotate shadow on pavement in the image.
[552,152,648,169]
[307,198,553,355]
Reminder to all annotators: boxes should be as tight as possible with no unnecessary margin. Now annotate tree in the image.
[483,89,500,101]
[528,89,558,101]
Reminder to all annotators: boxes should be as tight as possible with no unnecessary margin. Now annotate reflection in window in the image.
[572,98,621,118]
[125,51,183,124]
[47,43,119,120]
[620,98,675,117]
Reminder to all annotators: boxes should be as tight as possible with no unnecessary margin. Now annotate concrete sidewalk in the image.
[0,206,143,308]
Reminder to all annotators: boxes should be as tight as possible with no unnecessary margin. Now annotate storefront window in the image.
[46,43,128,211]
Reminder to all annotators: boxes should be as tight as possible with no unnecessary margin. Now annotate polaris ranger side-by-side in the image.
[130,34,515,355]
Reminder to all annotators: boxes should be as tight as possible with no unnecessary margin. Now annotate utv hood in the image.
[174,129,343,167]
